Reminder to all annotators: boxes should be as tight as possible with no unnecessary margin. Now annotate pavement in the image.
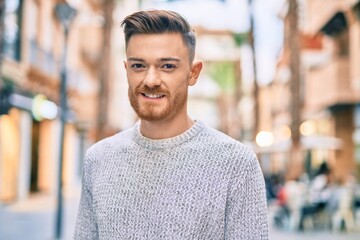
[267,202,360,240]
[270,228,360,240]
[1,188,360,240]
[269,215,360,240]
[0,186,81,240]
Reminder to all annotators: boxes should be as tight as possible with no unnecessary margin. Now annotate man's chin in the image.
[136,110,169,121]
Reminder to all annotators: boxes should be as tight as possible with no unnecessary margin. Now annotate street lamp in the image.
[54,2,76,239]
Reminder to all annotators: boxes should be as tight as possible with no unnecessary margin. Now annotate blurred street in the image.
[1,190,360,240]
[268,203,360,240]
[0,187,81,240]
[270,227,360,240]
[1,0,360,239]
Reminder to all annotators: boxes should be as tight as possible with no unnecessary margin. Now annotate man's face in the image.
[125,33,200,122]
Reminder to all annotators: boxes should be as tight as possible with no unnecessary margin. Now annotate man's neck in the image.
[140,115,195,139]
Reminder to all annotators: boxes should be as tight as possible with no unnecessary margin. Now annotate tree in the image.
[96,0,115,141]
[248,0,259,142]
[287,0,303,180]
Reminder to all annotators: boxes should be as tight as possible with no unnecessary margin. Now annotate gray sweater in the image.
[74,120,269,239]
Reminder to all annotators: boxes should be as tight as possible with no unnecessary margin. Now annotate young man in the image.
[74,10,269,239]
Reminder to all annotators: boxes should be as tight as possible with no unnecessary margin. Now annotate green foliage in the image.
[232,32,248,46]
[208,62,236,93]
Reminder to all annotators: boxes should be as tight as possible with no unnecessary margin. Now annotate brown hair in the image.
[121,10,196,62]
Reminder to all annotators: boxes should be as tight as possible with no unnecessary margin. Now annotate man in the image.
[74,9,269,239]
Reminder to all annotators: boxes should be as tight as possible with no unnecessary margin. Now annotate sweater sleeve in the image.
[73,153,98,239]
[224,149,269,240]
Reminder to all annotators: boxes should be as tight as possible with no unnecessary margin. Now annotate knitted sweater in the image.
[74,120,269,239]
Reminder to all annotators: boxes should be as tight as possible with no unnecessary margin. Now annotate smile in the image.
[142,93,165,99]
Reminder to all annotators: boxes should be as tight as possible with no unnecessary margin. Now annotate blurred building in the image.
[0,0,138,203]
[304,0,360,180]
[189,27,243,139]
[257,0,360,181]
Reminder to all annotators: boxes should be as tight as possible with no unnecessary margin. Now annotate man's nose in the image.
[143,67,161,88]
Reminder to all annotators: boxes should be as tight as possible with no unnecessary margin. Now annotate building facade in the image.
[0,0,128,203]
[304,0,360,180]
[258,0,360,181]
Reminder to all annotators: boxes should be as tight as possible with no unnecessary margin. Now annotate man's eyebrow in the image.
[127,57,144,62]
[158,57,180,62]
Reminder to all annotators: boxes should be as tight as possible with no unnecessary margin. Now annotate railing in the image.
[28,39,87,93]
[28,39,60,77]
[305,56,352,110]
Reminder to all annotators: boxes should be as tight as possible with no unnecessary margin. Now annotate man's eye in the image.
[131,63,144,69]
[162,64,176,69]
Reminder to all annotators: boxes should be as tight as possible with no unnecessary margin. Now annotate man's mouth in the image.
[141,93,165,99]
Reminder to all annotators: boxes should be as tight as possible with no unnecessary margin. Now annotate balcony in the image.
[305,56,358,112]
[305,0,358,35]
[28,39,60,77]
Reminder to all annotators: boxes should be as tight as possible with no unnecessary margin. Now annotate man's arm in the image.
[225,150,269,239]
[74,155,98,239]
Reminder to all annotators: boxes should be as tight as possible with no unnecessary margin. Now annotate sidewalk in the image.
[268,202,360,240]
[270,226,360,240]
[270,224,360,240]
[1,189,360,239]
[0,187,81,240]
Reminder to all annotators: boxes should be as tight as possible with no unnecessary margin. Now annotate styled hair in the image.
[121,10,196,62]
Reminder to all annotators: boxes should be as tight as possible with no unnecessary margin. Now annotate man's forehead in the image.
[127,32,184,45]
[126,34,188,59]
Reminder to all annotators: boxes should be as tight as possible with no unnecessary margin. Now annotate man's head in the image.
[121,10,196,63]
[121,10,202,123]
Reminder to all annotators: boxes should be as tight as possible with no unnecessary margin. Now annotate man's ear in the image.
[188,60,203,86]
[123,60,127,70]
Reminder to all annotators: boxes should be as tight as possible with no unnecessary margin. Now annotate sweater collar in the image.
[132,120,205,149]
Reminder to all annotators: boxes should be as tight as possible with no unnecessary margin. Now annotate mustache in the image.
[135,85,170,95]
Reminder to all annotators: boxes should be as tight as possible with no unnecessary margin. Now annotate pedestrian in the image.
[74,9,269,239]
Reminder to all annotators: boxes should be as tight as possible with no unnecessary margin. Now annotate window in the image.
[3,0,22,61]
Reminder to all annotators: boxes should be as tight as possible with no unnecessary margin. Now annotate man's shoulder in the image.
[200,125,253,156]
[85,126,134,157]
[196,125,258,174]
[201,125,241,146]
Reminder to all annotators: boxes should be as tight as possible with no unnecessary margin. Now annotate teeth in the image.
[144,94,163,98]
